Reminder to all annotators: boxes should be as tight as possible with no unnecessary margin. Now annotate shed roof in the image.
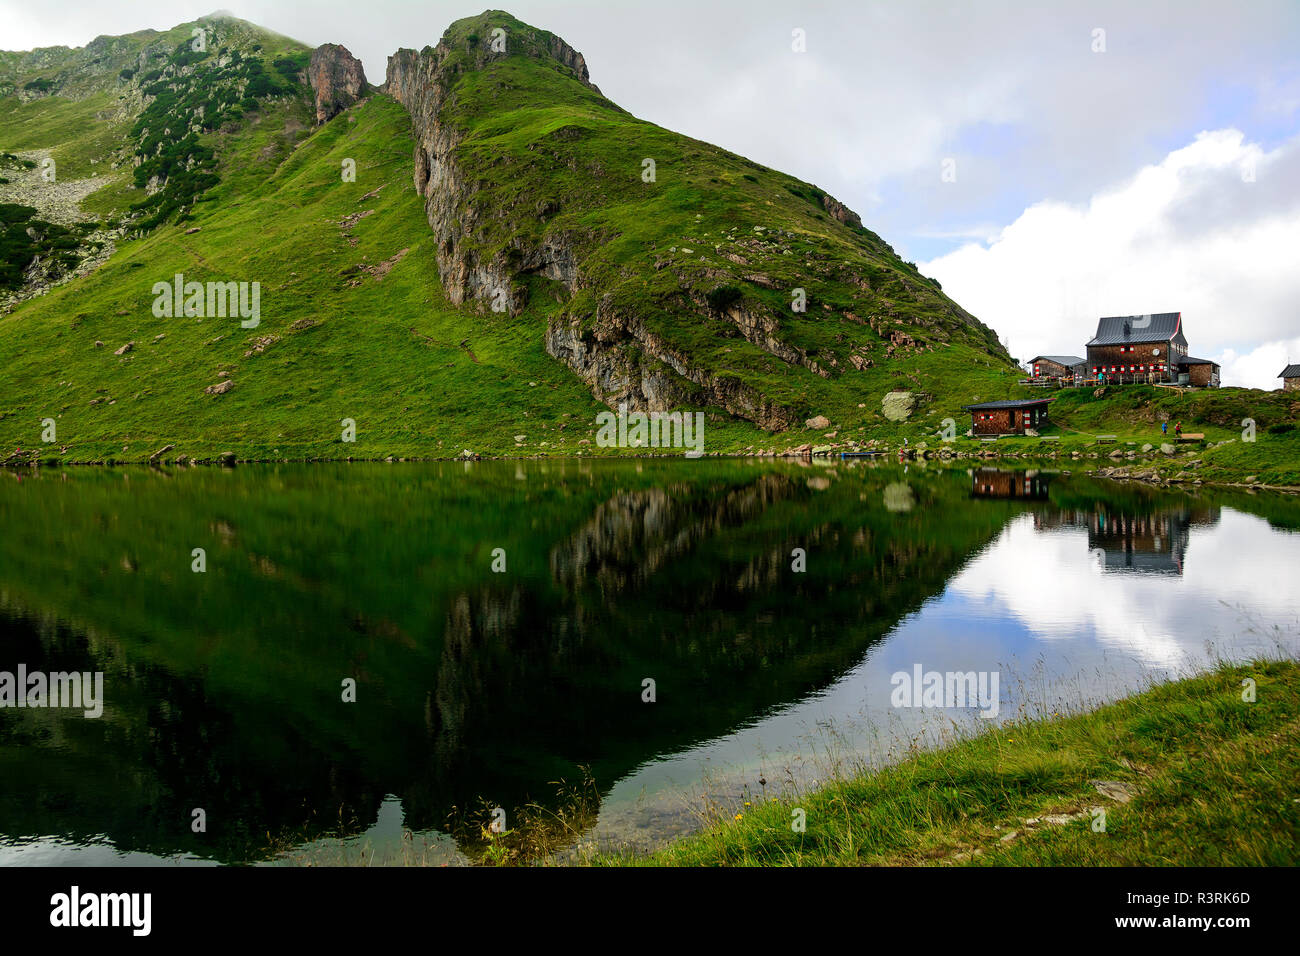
[963,398,1054,411]
[1179,355,1219,367]
[1280,364,1300,379]
[1030,355,1085,367]
[1087,312,1182,346]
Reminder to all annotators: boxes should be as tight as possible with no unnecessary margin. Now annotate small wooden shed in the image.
[1176,356,1220,387]
[963,398,1053,436]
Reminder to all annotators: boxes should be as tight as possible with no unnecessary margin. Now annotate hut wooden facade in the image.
[964,398,1053,436]
[1085,312,1189,383]
[1028,311,1219,388]
[1179,356,1221,387]
[1028,355,1085,381]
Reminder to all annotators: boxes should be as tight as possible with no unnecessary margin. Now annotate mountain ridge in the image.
[0,9,1031,464]
[372,10,1010,429]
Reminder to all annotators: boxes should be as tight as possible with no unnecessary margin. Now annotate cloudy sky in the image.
[4,0,1298,387]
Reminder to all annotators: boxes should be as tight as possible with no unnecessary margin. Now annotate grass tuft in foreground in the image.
[591,658,1299,866]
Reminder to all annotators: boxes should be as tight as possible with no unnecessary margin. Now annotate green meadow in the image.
[591,659,1300,867]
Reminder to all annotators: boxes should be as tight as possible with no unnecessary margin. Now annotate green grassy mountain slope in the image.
[1,91,630,463]
[0,14,311,310]
[382,12,1018,435]
[0,11,1080,463]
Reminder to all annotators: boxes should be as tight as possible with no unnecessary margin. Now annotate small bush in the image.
[245,73,278,98]
[171,48,211,69]
[272,55,306,77]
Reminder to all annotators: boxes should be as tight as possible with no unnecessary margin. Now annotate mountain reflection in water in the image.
[0,461,1296,864]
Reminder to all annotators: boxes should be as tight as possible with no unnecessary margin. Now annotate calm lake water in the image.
[1,460,1297,865]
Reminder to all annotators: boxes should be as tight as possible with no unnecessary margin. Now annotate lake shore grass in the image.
[587,658,1300,866]
[7,426,1300,495]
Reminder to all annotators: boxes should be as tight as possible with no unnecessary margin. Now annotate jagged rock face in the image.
[541,35,599,92]
[383,26,803,429]
[545,304,798,431]
[384,30,596,312]
[386,45,490,306]
[308,44,367,125]
[822,194,862,229]
[381,16,1007,434]
[720,302,829,378]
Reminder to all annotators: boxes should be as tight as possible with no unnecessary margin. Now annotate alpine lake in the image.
[1,459,1297,865]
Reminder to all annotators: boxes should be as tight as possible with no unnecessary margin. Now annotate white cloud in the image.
[3,1,1296,377]
[949,512,1300,667]
[921,130,1300,389]
[1219,340,1300,390]
[4,1,1298,241]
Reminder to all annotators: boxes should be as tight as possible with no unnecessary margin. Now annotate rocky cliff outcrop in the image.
[545,303,799,431]
[308,44,367,125]
[383,23,596,312]
[381,19,808,428]
[380,13,1008,433]
[822,194,863,229]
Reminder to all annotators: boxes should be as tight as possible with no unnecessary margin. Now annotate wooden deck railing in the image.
[1020,374,1173,388]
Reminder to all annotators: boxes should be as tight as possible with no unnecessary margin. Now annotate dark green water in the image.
[1,460,1297,865]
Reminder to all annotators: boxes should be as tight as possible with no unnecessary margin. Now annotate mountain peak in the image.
[385,9,598,95]
[369,10,1007,429]
[3,7,1016,450]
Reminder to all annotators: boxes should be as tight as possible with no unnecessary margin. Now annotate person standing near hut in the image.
[1175,421,1182,437]
[1161,421,1167,436]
